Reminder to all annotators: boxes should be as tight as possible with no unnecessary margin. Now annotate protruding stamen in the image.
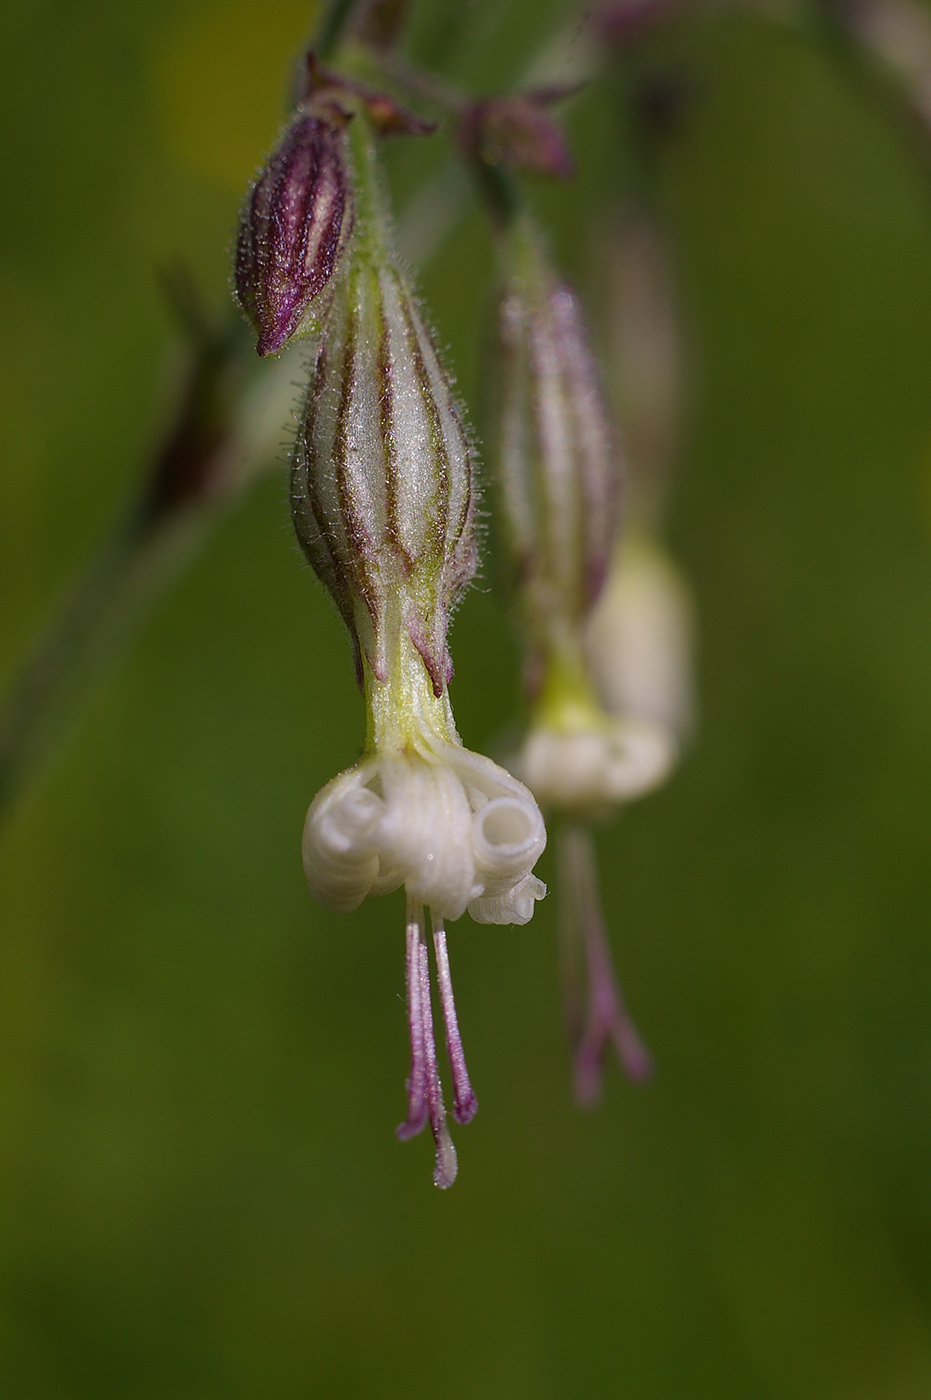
[397,899,429,1140]
[419,938,458,1188]
[558,824,654,1105]
[431,915,478,1125]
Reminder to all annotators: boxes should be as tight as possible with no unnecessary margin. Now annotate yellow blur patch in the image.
[153,0,319,188]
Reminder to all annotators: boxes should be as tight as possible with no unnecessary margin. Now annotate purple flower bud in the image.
[492,219,621,664]
[291,245,476,696]
[234,109,353,358]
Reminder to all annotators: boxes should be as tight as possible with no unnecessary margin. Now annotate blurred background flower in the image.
[3,0,931,1395]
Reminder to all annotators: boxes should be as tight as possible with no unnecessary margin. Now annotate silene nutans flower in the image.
[489,214,680,1102]
[285,105,546,1187]
[493,217,676,813]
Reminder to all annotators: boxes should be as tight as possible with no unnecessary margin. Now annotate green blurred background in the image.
[3,0,931,1395]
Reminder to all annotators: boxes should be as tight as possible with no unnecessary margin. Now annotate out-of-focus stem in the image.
[755,0,931,179]
[0,515,194,822]
[316,0,363,59]
[0,327,303,827]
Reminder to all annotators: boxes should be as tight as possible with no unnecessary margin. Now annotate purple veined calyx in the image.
[234,105,354,357]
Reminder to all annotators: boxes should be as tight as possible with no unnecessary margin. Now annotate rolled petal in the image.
[469,873,546,926]
[471,794,545,880]
[301,763,385,911]
[441,740,547,918]
[372,751,480,920]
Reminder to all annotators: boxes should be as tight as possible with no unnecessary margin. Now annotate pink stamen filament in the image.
[397,899,428,1140]
[558,824,654,1106]
[419,936,457,1188]
[432,915,478,1125]
[396,897,458,1188]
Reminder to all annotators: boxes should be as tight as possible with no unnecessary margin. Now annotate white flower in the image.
[300,628,546,1189]
[302,735,546,925]
[302,732,545,1190]
[511,714,676,813]
[512,536,694,815]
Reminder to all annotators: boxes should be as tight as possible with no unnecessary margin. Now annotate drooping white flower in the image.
[512,712,675,812]
[287,108,546,1187]
[488,215,673,1101]
[301,629,546,1188]
[514,533,695,814]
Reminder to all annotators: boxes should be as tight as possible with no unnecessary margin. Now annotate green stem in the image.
[315,0,361,60]
[363,626,458,753]
[471,159,522,234]
[346,106,392,254]
[776,0,931,183]
[0,338,301,829]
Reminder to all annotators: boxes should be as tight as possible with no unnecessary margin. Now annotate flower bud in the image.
[234,107,353,357]
[493,218,620,668]
[291,230,476,696]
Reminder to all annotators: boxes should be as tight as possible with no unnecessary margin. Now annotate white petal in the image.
[302,763,383,912]
[471,793,543,874]
[469,874,547,926]
[374,752,479,921]
[440,740,547,918]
